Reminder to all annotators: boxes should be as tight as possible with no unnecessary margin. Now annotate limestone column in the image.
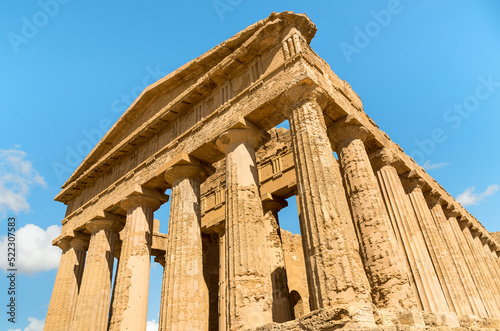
[425,195,475,317]
[216,126,273,330]
[404,178,460,314]
[159,161,208,331]
[480,238,500,309]
[72,218,121,331]
[370,148,449,314]
[44,236,88,331]
[459,220,500,318]
[262,193,293,323]
[216,225,227,331]
[446,209,489,318]
[471,230,500,315]
[108,190,163,331]
[329,122,416,312]
[280,88,374,321]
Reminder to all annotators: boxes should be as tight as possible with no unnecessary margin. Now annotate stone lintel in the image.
[152,232,168,258]
[261,192,288,212]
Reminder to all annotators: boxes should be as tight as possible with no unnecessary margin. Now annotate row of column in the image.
[46,87,500,330]
[45,192,164,331]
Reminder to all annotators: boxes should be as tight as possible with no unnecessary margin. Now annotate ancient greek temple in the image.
[44,12,500,331]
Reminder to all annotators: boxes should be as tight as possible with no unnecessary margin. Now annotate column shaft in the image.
[428,201,478,317]
[481,240,500,310]
[406,185,458,314]
[460,225,500,318]
[217,127,273,330]
[286,97,373,314]
[160,165,208,330]
[72,219,119,331]
[262,198,293,323]
[448,216,489,318]
[471,233,500,316]
[331,126,415,310]
[44,238,87,331]
[373,158,448,314]
[218,227,227,331]
[109,195,161,331]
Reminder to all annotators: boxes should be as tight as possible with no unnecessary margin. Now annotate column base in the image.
[374,308,425,328]
[254,304,377,331]
[422,311,460,328]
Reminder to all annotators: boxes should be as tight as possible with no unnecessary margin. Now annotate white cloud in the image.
[0,148,46,216]
[456,184,499,206]
[0,224,62,274]
[422,160,449,170]
[147,319,159,331]
[8,317,44,331]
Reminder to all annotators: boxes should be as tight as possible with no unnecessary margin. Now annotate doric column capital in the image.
[276,84,328,119]
[165,164,207,184]
[401,175,426,194]
[327,119,370,151]
[70,237,89,250]
[424,192,444,207]
[216,126,266,154]
[158,152,214,186]
[369,147,400,171]
[121,194,163,212]
[443,204,460,218]
[54,233,90,251]
[154,253,166,268]
[54,236,72,251]
[261,193,288,213]
[86,217,122,235]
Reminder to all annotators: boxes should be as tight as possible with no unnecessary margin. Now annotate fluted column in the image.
[459,220,500,318]
[279,88,374,321]
[471,230,500,316]
[262,193,293,323]
[404,179,460,313]
[44,236,88,331]
[425,195,475,317]
[108,191,164,331]
[216,125,273,330]
[216,225,227,331]
[370,148,449,314]
[446,209,489,318]
[72,218,121,331]
[480,238,500,310]
[159,161,208,331]
[329,123,416,312]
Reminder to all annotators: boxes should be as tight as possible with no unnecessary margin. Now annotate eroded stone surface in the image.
[45,11,500,331]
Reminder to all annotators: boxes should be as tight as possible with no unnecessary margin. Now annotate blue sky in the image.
[1,1,499,330]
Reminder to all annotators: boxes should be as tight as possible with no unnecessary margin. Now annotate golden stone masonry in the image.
[44,12,500,331]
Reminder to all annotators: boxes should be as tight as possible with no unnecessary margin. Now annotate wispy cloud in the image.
[422,160,449,170]
[0,148,46,216]
[8,316,44,331]
[147,319,159,331]
[456,184,499,206]
[0,224,62,274]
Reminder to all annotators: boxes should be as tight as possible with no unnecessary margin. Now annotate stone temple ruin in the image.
[44,12,500,331]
